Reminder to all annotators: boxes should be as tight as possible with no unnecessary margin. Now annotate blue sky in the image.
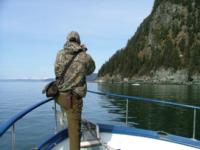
[0,0,154,79]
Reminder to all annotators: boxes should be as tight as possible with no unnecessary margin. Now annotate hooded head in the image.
[67,31,81,45]
[64,31,82,53]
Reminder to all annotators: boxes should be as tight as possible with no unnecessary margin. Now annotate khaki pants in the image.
[56,92,83,150]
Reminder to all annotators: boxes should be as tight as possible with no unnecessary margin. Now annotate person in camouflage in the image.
[55,31,95,150]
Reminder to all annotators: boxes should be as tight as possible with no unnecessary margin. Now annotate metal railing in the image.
[0,90,200,150]
[87,90,200,139]
[0,98,54,150]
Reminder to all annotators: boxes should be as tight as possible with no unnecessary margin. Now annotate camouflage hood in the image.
[63,42,82,54]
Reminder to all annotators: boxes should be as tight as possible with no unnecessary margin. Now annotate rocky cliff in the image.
[98,0,200,83]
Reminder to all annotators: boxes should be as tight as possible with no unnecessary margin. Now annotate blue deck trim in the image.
[0,98,53,137]
[38,128,68,150]
[0,90,199,148]
[0,90,199,138]
[38,124,200,149]
[98,124,200,149]
[88,90,200,110]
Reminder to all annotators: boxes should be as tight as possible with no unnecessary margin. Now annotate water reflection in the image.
[97,83,200,104]
[96,83,200,140]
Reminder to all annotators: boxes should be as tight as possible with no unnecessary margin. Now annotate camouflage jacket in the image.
[54,42,95,97]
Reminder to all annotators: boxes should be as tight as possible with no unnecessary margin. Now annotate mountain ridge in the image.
[98,0,200,83]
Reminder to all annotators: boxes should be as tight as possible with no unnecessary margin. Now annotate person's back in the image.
[55,40,95,97]
[54,31,95,150]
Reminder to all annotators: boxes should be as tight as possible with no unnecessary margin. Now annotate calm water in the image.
[0,81,200,149]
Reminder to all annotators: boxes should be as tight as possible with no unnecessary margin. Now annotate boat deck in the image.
[52,132,199,150]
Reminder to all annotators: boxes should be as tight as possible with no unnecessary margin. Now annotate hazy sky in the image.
[0,0,154,79]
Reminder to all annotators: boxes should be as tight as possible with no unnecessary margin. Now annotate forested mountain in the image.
[98,0,200,83]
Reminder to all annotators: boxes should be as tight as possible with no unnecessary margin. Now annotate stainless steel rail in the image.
[0,98,54,150]
[87,90,200,139]
[0,90,199,150]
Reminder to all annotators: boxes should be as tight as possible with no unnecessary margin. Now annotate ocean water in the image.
[0,81,200,150]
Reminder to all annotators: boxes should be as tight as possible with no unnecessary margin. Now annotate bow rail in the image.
[0,90,199,150]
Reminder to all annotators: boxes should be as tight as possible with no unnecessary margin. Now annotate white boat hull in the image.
[38,124,200,150]
[51,131,199,150]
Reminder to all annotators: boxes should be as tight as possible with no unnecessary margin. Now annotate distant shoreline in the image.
[0,73,98,82]
[1,78,199,85]
[95,79,200,85]
[0,79,52,82]
[0,79,97,83]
